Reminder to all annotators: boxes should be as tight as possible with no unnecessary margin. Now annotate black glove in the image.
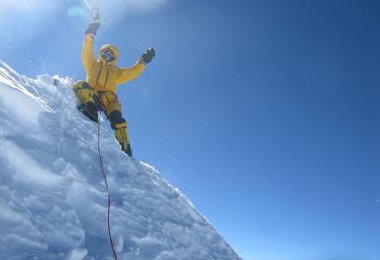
[140,48,156,65]
[85,22,100,35]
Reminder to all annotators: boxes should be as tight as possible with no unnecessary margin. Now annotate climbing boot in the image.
[115,128,132,157]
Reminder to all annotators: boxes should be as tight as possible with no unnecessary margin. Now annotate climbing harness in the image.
[97,111,119,260]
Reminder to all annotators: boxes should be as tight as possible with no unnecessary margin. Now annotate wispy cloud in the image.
[84,0,167,13]
[0,0,56,13]
[0,1,63,37]
[0,0,168,24]
[0,0,34,11]
[81,0,168,25]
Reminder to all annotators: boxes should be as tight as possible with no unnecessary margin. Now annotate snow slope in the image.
[0,61,241,260]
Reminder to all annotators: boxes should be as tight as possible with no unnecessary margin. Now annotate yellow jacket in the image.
[81,34,146,92]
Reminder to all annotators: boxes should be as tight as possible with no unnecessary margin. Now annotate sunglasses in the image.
[101,49,116,62]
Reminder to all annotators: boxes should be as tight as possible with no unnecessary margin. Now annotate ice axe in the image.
[82,0,100,23]
[91,7,100,23]
[84,6,101,35]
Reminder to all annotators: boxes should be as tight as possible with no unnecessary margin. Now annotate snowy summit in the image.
[0,61,241,260]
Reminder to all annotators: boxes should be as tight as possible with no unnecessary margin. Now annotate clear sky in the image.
[1,0,379,259]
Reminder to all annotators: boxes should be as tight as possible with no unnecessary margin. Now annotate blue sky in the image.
[1,0,379,259]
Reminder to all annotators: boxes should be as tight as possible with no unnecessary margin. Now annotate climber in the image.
[73,21,155,157]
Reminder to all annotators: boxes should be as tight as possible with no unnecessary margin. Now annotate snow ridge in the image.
[0,61,241,260]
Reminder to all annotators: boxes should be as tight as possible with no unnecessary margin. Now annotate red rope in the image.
[97,112,119,260]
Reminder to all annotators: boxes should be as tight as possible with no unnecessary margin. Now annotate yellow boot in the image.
[115,128,132,157]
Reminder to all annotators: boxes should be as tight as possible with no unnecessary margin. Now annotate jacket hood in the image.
[99,44,119,64]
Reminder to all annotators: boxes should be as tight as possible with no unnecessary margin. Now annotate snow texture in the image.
[0,61,241,260]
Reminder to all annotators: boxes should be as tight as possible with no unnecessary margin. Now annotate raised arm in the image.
[116,61,145,84]
[116,48,156,84]
[81,22,100,73]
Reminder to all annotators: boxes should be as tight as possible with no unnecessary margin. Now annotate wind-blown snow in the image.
[0,61,241,260]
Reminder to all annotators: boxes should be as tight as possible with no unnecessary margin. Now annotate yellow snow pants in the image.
[73,80,132,156]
